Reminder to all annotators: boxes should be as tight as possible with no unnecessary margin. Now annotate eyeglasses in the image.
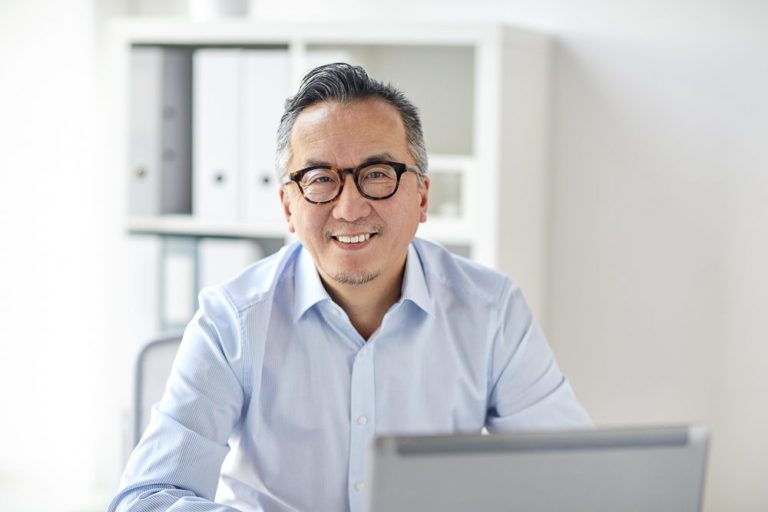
[284,160,419,204]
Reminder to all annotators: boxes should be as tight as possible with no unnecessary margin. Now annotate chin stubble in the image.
[330,271,380,286]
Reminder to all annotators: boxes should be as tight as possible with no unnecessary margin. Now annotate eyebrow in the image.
[302,152,397,169]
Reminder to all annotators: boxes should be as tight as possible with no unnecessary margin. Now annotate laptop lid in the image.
[366,425,709,512]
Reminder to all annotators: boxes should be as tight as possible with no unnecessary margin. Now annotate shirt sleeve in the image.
[485,280,592,431]
[108,287,247,512]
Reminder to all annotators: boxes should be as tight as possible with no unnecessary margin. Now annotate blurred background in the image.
[0,0,766,510]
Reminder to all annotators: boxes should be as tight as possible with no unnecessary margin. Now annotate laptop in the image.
[366,424,709,512]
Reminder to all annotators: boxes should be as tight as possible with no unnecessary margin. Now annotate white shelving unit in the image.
[107,18,553,344]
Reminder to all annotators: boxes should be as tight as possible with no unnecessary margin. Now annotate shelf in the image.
[127,215,288,239]
[110,19,508,47]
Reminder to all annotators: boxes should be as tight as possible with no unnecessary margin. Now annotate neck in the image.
[322,264,405,341]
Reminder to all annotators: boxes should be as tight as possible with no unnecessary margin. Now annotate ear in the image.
[279,186,296,233]
[418,176,430,223]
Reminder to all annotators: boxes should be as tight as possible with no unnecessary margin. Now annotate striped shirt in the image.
[109,238,591,512]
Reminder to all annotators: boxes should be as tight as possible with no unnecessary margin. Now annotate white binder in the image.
[242,50,291,225]
[129,48,161,216]
[193,48,242,222]
[197,238,264,290]
[129,47,192,216]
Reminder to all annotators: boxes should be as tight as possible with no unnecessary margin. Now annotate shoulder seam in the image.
[222,256,296,315]
[422,264,505,307]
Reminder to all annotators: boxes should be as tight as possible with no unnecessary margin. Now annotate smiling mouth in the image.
[333,233,373,244]
[328,225,382,245]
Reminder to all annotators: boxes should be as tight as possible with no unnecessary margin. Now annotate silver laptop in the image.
[366,425,709,512]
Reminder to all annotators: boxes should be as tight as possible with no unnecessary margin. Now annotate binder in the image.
[197,238,264,290]
[193,48,242,222]
[160,236,198,330]
[242,49,291,225]
[129,47,192,216]
[159,49,193,215]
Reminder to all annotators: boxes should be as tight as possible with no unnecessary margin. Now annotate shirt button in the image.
[354,480,365,492]
[357,415,368,426]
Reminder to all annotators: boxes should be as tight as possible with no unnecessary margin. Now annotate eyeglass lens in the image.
[299,163,400,202]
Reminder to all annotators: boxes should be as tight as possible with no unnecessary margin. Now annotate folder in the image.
[129,47,192,216]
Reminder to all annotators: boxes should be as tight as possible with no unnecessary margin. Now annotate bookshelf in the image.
[107,18,553,354]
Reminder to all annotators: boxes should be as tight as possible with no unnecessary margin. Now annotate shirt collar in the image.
[399,242,432,315]
[292,241,433,322]
[293,245,333,322]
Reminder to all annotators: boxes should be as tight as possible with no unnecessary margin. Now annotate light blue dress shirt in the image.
[109,238,591,512]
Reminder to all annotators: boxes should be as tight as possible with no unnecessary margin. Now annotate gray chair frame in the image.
[133,333,183,446]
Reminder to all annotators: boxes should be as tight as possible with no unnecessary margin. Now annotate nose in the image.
[332,174,371,222]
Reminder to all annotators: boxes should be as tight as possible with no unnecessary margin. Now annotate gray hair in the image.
[275,63,428,182]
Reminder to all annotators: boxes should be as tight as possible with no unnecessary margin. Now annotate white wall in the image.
[544,4,768,510]
[0,0,118,510]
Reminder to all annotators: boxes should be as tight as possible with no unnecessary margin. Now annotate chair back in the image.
[133,334,183,446]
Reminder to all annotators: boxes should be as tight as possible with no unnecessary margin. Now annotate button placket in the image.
[347,342,375,512]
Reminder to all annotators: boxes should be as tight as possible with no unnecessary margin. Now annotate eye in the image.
[302,169,338,187]
[361,165,397,181]
[306,175,334,184]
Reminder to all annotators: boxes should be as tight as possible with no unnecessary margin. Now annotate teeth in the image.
[336,233,371,244]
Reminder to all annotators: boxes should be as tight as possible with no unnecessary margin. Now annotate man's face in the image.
[280,99,429,291]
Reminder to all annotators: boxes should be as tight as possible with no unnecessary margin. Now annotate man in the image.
[109,63,590,512]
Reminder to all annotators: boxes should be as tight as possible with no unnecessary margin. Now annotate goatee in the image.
[331,271,379,285]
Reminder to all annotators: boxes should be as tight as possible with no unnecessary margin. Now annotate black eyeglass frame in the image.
[284,160,419,205]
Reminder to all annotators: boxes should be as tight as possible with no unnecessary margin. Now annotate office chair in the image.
[133,333,183,446]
